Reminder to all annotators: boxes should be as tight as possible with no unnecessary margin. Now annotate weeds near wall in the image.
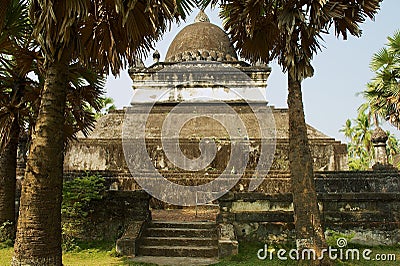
[0,221,14,246]
[62,174,106,251]
[326,229,355,247]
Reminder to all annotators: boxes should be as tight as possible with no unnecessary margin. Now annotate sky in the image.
[105,0,400,143]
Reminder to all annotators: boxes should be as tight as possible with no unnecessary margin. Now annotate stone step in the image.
[138,245,218,258]
[141,236,218,246]
[138,221,219,258]
[131,256,219,265]
[149,221,216,229]
[144,227,217,238]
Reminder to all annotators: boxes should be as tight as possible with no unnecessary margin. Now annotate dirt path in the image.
[151,206,219,222]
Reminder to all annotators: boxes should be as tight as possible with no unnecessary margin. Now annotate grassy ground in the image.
[0,241,127,266]
[0,246,13,266]
[62,242,124,266]
[214,242,400,266]
[0,241,398,266]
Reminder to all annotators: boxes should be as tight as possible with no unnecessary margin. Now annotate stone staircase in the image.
[138,221,219,258]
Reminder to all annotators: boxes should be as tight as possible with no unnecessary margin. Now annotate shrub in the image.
[62,174,106,251]
[0,221,14,245]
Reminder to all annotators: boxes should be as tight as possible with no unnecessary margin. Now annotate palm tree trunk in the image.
[0,0,11,33]
[12,60,68,265]
[287,73,329,265]
[0,117,19,241]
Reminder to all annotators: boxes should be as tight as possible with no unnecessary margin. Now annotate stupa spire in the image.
[195,10,210,23]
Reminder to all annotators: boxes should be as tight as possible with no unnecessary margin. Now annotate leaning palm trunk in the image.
[287,72,329,265]
[12,60,68,265]
[0,118,19,241]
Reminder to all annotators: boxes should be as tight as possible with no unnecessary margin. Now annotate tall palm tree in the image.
[0,67,38,241]
[12,1,196,264]
[0,0,35,241]
[386,131,400,164]
[0,0,106,243]
[0,61,105,243]
[340,108,374,170]
[364,30,400,129]
[340,119,355,139]
[341,106,400,170]
[203,0,380,263]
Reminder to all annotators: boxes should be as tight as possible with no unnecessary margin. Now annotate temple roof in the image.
[165,11,238,62]
[77,107,333,141]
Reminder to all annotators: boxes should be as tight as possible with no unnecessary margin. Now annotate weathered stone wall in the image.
[64,106,348,173]
[64,140,127,172]
[64,138,347,172]
[64,170,400,246]
[65,170,399,195]
[217,171,400,245]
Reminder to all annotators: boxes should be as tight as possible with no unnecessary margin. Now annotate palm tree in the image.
[0,0,35,241]
[0,0,106,243]
[364,30,400,129]
[341,119,354,140]
[341,103,400,170]
[12,1,196,264]
[340,108,374,170]
[0,104,21,242]
[386,131,400,164]
[203,0,381,263]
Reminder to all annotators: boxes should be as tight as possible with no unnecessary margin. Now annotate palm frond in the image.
[387,30,400,54]
[176,0,198,19]
[212,0,380,81]
[65,63,106,140]
[370,48,392,72]
[364,30,400,130]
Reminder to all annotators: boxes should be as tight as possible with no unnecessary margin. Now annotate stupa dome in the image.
[165,11,238,62]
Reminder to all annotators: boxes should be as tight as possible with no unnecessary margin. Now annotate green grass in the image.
[0,241,398,266]
[0,241,147,266]
[334,245,400,266]
[0,247,153,266]
[0,241,13,265]
[214,242,400,266]
[214,242,297,266]
[0,246,13,266]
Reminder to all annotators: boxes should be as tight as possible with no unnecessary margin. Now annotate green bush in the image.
[62,174,106,251]
[325,229,355,247]
[0,221,14,243]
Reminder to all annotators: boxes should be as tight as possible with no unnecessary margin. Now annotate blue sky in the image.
[106,1,400,142]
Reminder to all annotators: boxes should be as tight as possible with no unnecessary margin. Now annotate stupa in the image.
[61,12,400,258]
[64,11,348,192]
